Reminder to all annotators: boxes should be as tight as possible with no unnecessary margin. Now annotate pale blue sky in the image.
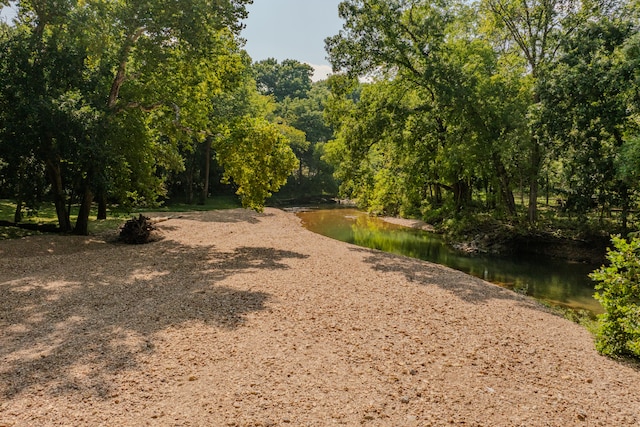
[242,0,344,80]
[1,1,345,80]
[0,2,16,22]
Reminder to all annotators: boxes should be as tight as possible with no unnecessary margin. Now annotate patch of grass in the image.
[0,199,59,225]
[145,195,242,213]
[88,218,127,236]
[0,200,16,221]
[1,200,51,240]
[0,196,243,240]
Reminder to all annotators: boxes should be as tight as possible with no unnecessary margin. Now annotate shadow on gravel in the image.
[0,239,305,400]
[146,209,274,225]
[351,246,541,308]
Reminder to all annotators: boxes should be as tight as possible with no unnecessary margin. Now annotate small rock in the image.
[400,396,410,404]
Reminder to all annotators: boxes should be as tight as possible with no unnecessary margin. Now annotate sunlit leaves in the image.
[216,117,298,211]
[0,0,258,233]
[591,235,640,358]
[253,58,314,102]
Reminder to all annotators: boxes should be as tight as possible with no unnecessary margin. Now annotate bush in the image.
[590,235,640,359]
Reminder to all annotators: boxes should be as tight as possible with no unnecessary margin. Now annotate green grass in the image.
[136,195,242,213]
[0,195,243,240]
[0,200,54,239]
[1,200,60,225]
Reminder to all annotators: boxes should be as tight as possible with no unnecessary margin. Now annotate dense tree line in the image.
[324,0,640,233]
[0,0,300,234]
[251,58,338,199]
[2,0,639,238]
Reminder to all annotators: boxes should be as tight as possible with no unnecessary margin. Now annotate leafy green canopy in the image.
[324,0,640,229]
[0,0,301,233]
[324,1,531,217]
[591,235,640,359]
[249,59,338,199]
[253,58,314,102]
[217,117,299,211]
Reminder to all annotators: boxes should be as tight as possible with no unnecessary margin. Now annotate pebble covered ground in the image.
[1,208,639,426]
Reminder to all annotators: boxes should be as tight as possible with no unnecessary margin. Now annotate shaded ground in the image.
[0,208,638,426]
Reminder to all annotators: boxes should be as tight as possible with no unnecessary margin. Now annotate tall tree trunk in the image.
[107,28,144,110]
[545,173,550,206]
[492,153,517,217]
[13,199,23,223]
[186,163,194,205]
[45,157,72,232]
[199,139,211,205]
[97,191,108,220]
[528,139,541,224]
[453,179,471,212]
[74,184,94,235]
[14,167,23,223]
[298,159,304,186]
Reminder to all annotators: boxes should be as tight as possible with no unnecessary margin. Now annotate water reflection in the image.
[297,208,602,313]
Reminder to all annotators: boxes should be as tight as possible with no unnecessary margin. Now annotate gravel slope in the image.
[1,208,639,426]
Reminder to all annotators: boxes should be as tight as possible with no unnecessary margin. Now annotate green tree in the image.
[277,81,337,195]
[253,58,314,102]
[0,24,47,222]
[617,135,640,226]
[0,19,98,232]
[538,16,638,227]
[0,0,256,234]
[481,0,622,223]
[326,0,528,217]
[166,54,302,208]
[216,117,299,210]
[591,235,640,359]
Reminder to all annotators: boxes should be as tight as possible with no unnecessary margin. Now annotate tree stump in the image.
[119,214,156,244]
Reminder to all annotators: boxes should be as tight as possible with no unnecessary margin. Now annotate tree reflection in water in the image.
[297,208,601,314]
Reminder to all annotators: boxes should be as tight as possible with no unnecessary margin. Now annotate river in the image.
[296,207,602,314]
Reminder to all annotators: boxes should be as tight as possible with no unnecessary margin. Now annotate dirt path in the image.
[1,208,638,426]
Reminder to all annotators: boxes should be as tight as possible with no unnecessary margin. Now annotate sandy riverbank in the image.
[1,208,638,426]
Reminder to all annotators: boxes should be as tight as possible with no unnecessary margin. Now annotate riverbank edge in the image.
[379,214,609,265]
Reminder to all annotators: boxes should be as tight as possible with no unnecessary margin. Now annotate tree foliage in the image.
[325,0,532,217]
[0,0,302,234]
[253,58,314,102]
[325,0,640,230]
[591,235,640,359]
[250,59,339,199]
[539,16,638,224]
[217,117,299,210]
